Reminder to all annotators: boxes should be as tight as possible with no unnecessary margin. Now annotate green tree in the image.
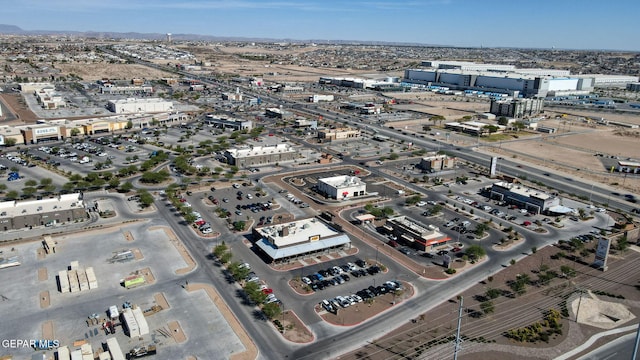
[24,179,38,187]
[486,288,501,300]
[213,243,228,258]
[480,300,495,315]
[228,262,251,282]
[138,190,154,208]
[125,120,133,129]
[22,187,37,197]
[40,178,53,187]
[262,302,282,320]
[140,170,170,184]
[0,184,7,192]
[474,223,489,237]
[220,251,232,264]
[233,221,246,231]
[119,181,134,193]
[3,138,16,147]
[465,245,486,261]
[5,190,19,200]
[497,117,509,126]
[108,178,120,189]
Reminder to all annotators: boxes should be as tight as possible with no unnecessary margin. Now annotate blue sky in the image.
[4,0,639,51]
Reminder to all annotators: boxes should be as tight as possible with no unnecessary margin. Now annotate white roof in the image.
[256,234,351,260]
[226,144,294,158]
[493,182,551,200]
[319,175,365,189]
[255,218,339,248]
[0,193,84,218]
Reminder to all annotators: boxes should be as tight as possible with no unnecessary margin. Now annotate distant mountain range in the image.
[0,24,436,47]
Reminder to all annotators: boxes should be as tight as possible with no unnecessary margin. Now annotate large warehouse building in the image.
[106,98,173,113]
[253,218,351,263]
[404,61,638,97]
[317,175,366,200]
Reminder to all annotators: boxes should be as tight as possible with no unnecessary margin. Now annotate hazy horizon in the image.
[3,0,639,51]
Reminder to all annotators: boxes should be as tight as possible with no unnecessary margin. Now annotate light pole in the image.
[375,246,379,266]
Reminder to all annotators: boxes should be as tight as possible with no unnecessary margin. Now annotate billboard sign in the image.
[592,238,610,271]
[34,127,58,136]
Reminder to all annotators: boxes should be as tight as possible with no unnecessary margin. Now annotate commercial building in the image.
[617,160,640,174]
[421,61,515,72]
[490,181,559,214]
[574,74,639,87]
[253,217,351,263]
[627,83,640,91]
[490,98,545,118]
[418,155,456,173]
[205,114,252,131]
[224,144,296,168]
[294,119,318,129]
[317,175,366,200]
[18,82,54,92]
[317,127,360,141]
[100,84,153,95]
[0,126,25,146]
[265,107,294,120]
[383,216,451,251]
[19,124,62,143]
[444,121,505,136]
[34,87,66,109]
[106,98,173,114]
[309,94,334,103]
[0,193,87,230]
[319,76,401,90]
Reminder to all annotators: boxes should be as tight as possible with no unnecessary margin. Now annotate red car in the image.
[194,219,206,226]
[212,198,219,205]
[452,247,461,252]
[262,288,273,294]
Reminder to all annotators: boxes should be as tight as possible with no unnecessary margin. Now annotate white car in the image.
[301,277,312,285]
[416,201,427,207]
[201,228,213,234]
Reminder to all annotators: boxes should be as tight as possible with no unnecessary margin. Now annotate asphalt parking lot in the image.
[0,219,245,359]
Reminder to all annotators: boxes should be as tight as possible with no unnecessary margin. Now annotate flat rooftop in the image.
[319,175,365,189]
[493,181,552,200]
[255,218,340,248]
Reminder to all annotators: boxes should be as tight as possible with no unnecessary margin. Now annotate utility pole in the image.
[632,321,640,360]
[454,296,464,360]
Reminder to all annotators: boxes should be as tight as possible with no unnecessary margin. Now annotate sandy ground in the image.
[154,292,170,310]
[55,63,174,81]
[38,267,48,281]
[186,283,258,360]
[123,231,134,242]
[168,320,187,343]
[0,93,38,123]
[42,320,54,340]
[132,248,144,260]
[547,109,640,126]
[485,128,640,193]
[281,310,314,343]
[39,290,50,309]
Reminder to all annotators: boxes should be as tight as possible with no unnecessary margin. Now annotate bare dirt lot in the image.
[55,63,174,81]
[340,242,640,360]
